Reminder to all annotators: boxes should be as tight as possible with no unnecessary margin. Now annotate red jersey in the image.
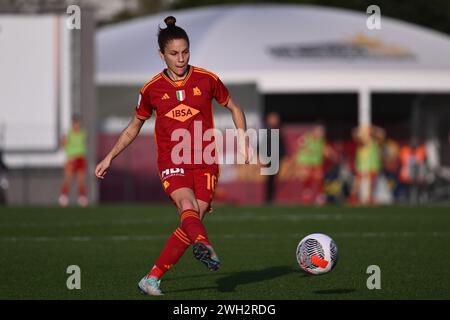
[135,65,230,171]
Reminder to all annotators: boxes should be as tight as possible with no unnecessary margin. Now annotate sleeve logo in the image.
[137,94,142,108]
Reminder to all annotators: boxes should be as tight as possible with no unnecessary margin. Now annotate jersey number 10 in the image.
[204,173,217,191]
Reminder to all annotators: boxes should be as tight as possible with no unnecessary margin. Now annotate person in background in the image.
[295,125,335,205]
[0,123,8,205]
[0,149,8,205]
[59,115,88,207]
[381,137,401,203]
[323,142,352,204]
[264,111,286,204]
[350,125,385,205]
[399,138,427,203]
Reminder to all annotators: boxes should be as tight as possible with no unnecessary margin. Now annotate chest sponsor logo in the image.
[165,104,199,122]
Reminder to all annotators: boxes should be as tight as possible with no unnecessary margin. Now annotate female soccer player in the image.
[95,16,249,296]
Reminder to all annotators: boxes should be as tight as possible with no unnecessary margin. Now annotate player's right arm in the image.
[95,115,145,179]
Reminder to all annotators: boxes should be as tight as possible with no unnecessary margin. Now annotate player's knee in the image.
[178,198,197,212]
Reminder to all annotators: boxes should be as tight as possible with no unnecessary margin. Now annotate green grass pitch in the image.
[0,204,449,300]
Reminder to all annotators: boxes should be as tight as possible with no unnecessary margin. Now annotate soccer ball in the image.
[296,233,338,275]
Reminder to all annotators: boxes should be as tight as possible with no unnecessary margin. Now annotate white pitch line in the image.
[0,213,390,229]
[0,232,449,243]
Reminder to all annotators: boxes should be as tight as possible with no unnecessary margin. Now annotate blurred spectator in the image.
[323,143,352,204]
[438,131,450,187]
[0,124,8,205]
[264,112,286,204]
[350,125,385,205]
[295,125,335,204]
[423,134,450,202]
[0,149,8,205]
[443,131,450,179]
[425,137,440,175]
[59,115,88,207]
[379,138,401,203]
[399,138,427,203]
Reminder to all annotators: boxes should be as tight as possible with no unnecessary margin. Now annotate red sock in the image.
[60,184,69,196]
[180,209,211,246]
[148,227,191,279]
[78,185,86,197]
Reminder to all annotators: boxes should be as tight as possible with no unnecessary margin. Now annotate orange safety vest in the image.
[399,145,425,183]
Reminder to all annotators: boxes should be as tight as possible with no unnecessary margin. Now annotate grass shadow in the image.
[165,265,296,294]
[164,271,235,283]
[165,285,218,294]
[314,288,356,294]
[216,265,295,292]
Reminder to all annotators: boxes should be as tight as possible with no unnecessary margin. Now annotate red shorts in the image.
[159,166,219,204]
[66,157,87,172]
[300,165,323,180]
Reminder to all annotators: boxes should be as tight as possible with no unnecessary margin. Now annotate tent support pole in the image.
[358,87,371,127]
[357,87,372,204]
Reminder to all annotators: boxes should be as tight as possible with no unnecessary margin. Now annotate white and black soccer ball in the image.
[296,233,338,275]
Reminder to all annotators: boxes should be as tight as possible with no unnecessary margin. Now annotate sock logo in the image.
[195,235,206,242]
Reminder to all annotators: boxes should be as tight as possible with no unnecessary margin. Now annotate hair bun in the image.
[164,16,176,27]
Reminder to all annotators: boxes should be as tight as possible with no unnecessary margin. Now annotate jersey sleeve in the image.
[134,90,153,120]
[213,77,230,106]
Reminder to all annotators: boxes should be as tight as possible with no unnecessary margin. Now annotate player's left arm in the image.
[223,97,250,163]
[223,97,247,132]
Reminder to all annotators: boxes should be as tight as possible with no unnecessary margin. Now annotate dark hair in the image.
[158,16,190,53]
[72,114,81,123]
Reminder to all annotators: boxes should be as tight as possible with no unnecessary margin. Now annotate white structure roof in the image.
[96,4,450,93]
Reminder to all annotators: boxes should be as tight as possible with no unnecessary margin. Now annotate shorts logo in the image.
[165,104,199,122]
[163,180,170,190]
[161,168,185,179]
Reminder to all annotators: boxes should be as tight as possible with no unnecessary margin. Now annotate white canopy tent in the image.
[96,4,450,127]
